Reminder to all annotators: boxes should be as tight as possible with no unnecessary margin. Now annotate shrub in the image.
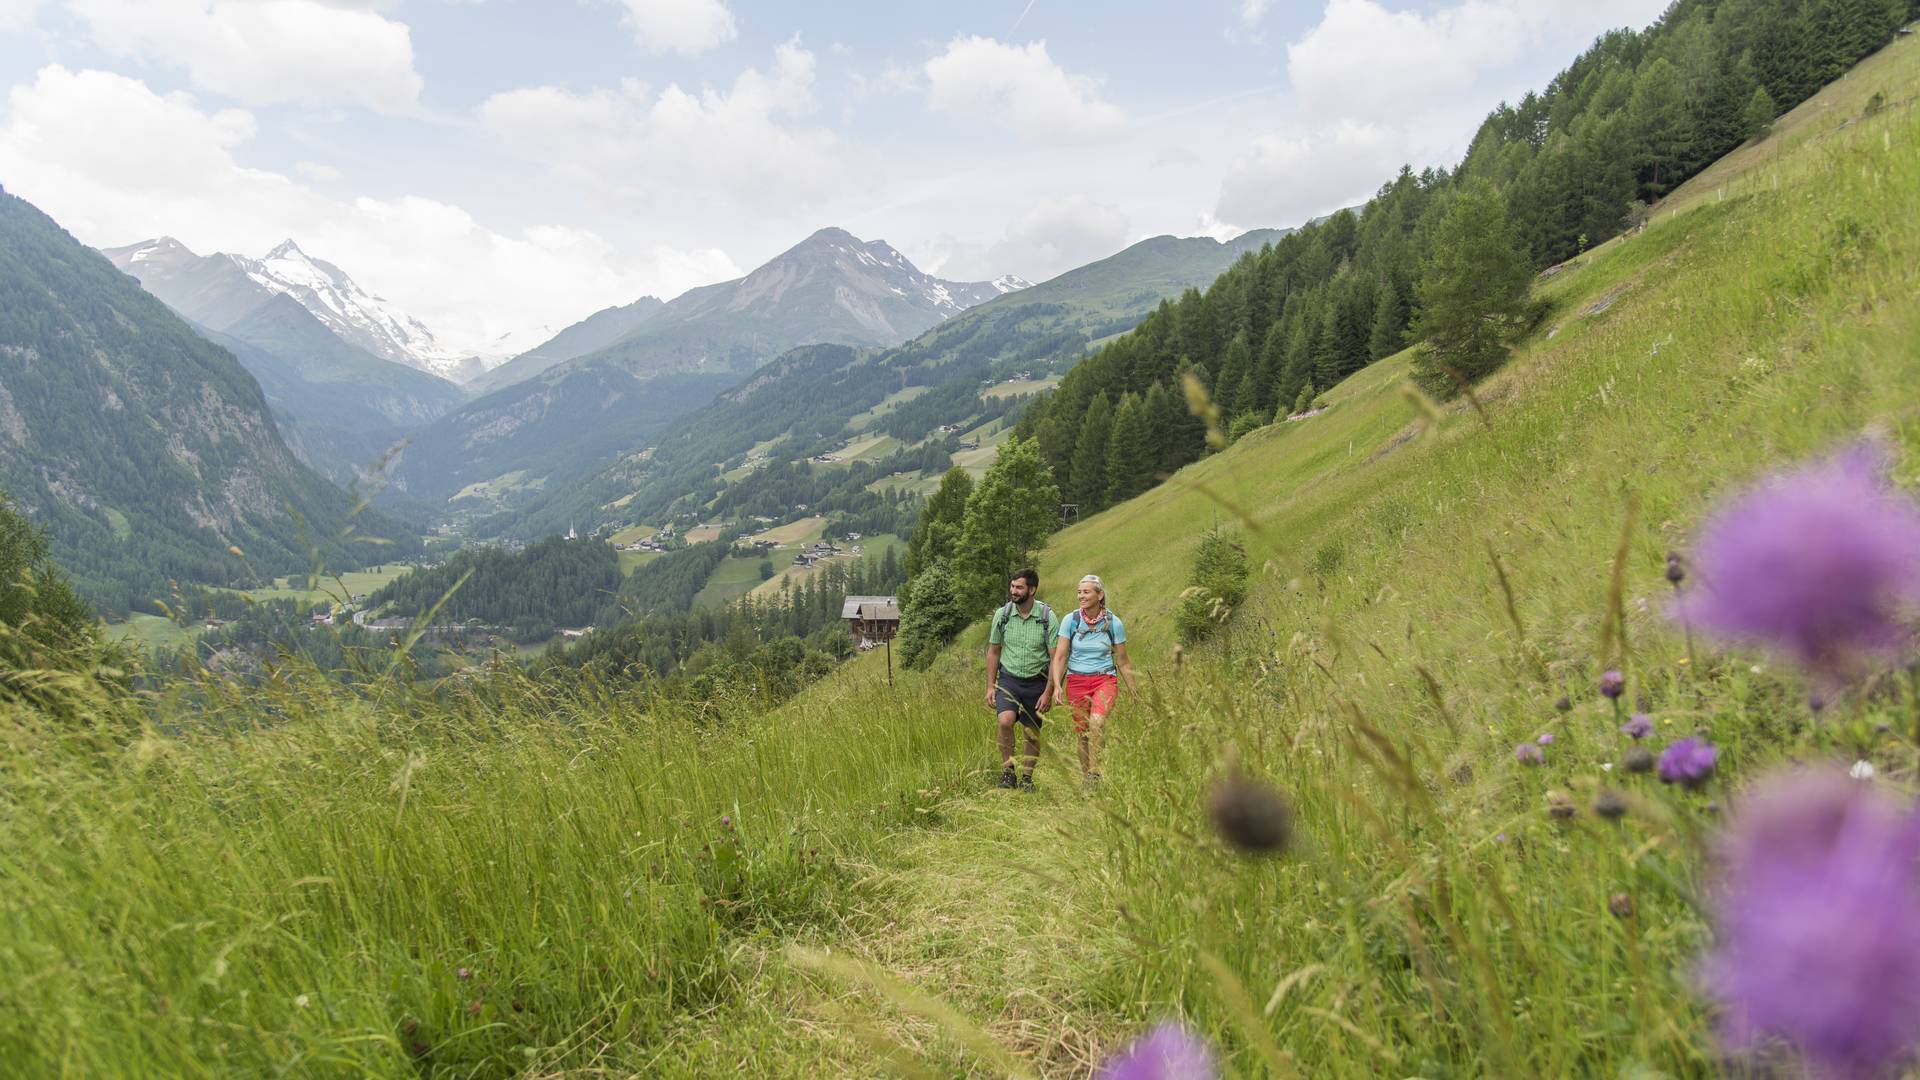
[1175,528,1252,647]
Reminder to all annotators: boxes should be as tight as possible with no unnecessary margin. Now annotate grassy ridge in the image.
[7,38,1920,1080]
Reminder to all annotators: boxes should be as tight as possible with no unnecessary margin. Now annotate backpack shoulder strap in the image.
[993,601,1013,635]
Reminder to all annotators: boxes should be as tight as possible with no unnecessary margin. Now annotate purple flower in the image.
[1621,714,1653,740]
[1708,769,1920,1076]
[1673,443,1920,682]
[1657,738,1717,789]
[1514,743,1544,766]
[1095,1023,1217,1080]
[1536,732,1555,746]
[1599,669,1626,699]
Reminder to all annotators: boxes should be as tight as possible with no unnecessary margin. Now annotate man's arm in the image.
[985,642,1002,709]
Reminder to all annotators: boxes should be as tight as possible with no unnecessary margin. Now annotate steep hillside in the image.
[477,227,1290,541]
[387,227,1024,507]
[0,189,418,614]
[464,295,664,394]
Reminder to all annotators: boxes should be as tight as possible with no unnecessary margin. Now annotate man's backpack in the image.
[994,600,1053,638]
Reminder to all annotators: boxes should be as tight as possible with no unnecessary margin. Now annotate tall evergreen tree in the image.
[1629,57,1695,198]
[1212,335,1253,421]
[1143,381,1181,475]
[903,467,973,580]
[1105,393,1153,506]
[1742,85,1778,140]
[954,438,1061,611]
[1067,392,1114,511]
[1411,180,1533,397]
[1367,283,1408,360]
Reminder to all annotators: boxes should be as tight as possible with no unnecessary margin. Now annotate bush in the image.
[896,559,971,670]
[1227,413,1265,444]
[1174,528,1252,647]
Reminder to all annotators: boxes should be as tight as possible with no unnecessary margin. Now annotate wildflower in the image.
[1623,746,1655,774]
[720,815,732,829]
[1672,443,1920,683]
[1707,769,1920,1076]
[1555,695,1572,712]
[1514,743,1544,766]
[1536,732,1555,746]
[294,994,311,1009]
[1594,789,1627,821]
[1810,692,1827,714]
[1600,669,1626,699]
[467,1000,484,1017]
[1621,714,1653,740]
[1095,1022,1217,1080]
[1547,791,1577,819]
[1666,552,1686,585]
[1609,893,1635,919]
[456,967,473,981]
[1658,738,1718,789]
[1207,774,1293,855]
[1851,760,1876,781]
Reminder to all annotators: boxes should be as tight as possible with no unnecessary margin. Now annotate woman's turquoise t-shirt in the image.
[1060,609,1126,675]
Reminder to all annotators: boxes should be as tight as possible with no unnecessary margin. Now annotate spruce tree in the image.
[1143,381,1180,474]
[1289,382,1315,418]
[1367,284,1407,360]
[896,559,970,670]
[902,468,972,580]
[1067,392,1113,511]
[1742,85,1777,140]
[1105,393,1153,505]
[1628,57,1695,198]
[1212,335,1253,422]
[953,438,1061,610]
[1411,180,1533,397]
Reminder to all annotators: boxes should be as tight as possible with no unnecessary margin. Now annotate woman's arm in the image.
[1050,635,1070,699]
[1113,641,1139,695]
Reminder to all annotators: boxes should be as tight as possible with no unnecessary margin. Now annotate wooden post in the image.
[885,636,893,686]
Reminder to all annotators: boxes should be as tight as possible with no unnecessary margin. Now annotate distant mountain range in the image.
[385,227,1029,507]
[476,225,1293,542]
[102,236,482,382]
[103,238,467,484]
[0,187,417,615]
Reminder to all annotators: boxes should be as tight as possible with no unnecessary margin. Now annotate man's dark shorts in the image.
[994,670,1048,730]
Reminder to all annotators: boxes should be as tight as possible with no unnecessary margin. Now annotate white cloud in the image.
[1240,0,1272,26]
[924,36,1125,143]
[65,0,423,112]
[0,0,40,31]
[1286,0,1671,123]
[0,66,738,352]
[925,193,1130,283]
[480,40,837,202]
[1214,121,1403,230]
[614,0,736,55]
[294,160,342,182]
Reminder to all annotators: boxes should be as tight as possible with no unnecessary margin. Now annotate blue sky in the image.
[0,0,1669,354]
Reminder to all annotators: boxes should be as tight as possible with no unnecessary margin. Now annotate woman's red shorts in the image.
[1064,673,1118,733]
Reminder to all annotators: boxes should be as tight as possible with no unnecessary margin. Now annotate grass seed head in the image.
[1623,746,1655,774]
[1207,774,1293,855]
[1594,789,1628,821]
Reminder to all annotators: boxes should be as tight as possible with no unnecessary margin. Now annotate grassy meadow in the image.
[7,38,1920,1079]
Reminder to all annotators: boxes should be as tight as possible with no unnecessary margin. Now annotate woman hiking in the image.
[1050,574,1138,789]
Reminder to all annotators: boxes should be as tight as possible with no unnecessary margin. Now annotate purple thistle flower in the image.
[1514,742,1544,766]
[1657,738,1717,789]
[1708,769,1920,1076]
[1536,732,1555,746]
[1599,669,1626,699]
[1672,443,1920,683]
[1621,714,1653,740]
[1095,1022,1217,1080]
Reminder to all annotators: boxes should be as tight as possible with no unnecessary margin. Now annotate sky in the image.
[0,0,1671,355]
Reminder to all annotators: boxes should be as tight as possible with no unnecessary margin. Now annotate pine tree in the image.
[1411,180,1533,397]
[1143,381,1181,475]
[1629,57,1695,198]
[1276,318,1316,412]
[896,559,970,670]
[1289,382,1314,418]
[903,468,972,580]
[954,438,1061,611]
[1067,392,1113,511]
[1105,393,1153,505]
[1367,283,1407,360]
[1212,335,1253,422]
[1249,322,1287,416]
[1311,290,1368,390]
[1742,85,1778,140]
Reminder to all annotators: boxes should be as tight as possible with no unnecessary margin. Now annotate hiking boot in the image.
[1082,770,1103,793]
[1018,772,1035,791]
[998,767,1018,789]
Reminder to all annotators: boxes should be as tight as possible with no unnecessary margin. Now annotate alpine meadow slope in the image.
[7,19,1920,1080]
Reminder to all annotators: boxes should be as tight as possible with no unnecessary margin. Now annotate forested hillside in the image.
[0,188,418,615]
[479,229,1288,542]
[1017,0,1920,516]
[366,534,620,636]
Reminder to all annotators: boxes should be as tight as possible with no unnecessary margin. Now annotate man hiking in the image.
[1050,573,1138,790]
[985,568,1058,789]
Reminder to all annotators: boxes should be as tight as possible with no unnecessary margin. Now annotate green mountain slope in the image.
[0,188,418,614]
[463,295,664,395]
[475,227,1291,541]
[196,295,466,483]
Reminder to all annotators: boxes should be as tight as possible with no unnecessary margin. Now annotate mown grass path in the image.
[656,751,1129,1078]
